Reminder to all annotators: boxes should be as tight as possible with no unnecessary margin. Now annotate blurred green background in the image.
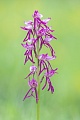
[0,0,80,120]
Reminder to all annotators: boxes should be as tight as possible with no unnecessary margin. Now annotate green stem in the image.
[37,78,40,120]
[36,39,40,120]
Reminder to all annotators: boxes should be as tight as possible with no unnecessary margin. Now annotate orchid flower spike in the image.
[21,10,58,103]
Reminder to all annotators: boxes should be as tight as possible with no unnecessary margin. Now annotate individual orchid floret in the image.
[21,20,33,31]
[42,77,54,93]
[24,50,35,64]
[37,28,46,37]
[21,43,35,64]
[39,60,47,76]
[37,27,53,37]
[43,42,55,56]
[22,30,33,42]
[23,78,38,103]
[44,68,58,78]
[30,65,37,73]
[33,10,43,18]
[38,54,56,61]
[40,68,58,93]
[25,65,37,79]
[33,10,43,30]
[38,54,56,76]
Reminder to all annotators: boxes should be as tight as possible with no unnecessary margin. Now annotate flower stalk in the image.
[36,39,40,120]
[21,10,58,120]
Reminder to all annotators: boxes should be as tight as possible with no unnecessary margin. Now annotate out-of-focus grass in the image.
[0,0,80,120]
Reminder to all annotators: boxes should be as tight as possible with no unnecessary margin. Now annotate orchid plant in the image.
[21,10,58,120]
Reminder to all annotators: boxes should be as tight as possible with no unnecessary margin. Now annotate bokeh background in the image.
[0,0,80,120]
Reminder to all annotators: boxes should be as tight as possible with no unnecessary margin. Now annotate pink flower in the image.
[23,78,38,103]
[21,10,58,103]
[38,54,56,61]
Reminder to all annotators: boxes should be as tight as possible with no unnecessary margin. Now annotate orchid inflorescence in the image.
[21,10,58,103]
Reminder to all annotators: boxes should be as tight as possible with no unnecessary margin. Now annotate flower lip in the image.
[28,78,38,88]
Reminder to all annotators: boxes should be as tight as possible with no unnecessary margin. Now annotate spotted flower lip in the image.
[38,54,56,61]
[28,78,38,88]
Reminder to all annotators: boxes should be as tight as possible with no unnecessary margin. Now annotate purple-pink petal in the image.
[33,10,43,18]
